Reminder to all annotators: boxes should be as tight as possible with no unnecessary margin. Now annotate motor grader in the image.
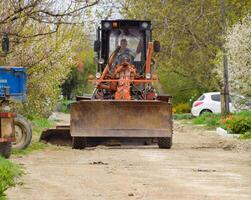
[41,20,173,149]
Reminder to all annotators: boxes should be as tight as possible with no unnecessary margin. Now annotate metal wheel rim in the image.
[13,122,27,147]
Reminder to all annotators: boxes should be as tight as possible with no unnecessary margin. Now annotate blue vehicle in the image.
[0,66,27,102]
[0,35,32,158]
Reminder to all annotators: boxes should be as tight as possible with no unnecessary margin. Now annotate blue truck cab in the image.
[0,66,27,102]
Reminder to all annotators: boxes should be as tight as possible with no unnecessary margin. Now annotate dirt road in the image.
[7,121,251,200]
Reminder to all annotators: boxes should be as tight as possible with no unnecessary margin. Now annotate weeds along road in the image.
[7,121,251,200]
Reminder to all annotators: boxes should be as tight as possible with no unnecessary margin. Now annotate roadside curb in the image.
[216,127,240,138]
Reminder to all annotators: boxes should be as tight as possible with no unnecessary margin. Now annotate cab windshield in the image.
[109,29,144,62]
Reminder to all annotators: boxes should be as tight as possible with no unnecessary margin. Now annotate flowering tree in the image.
[226,16,251,97]
[0,0,99,116]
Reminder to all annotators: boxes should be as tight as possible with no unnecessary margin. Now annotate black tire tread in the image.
[158,137,172,149]
[0,142,12,158]
[13,115,32,150]
[72,137,87,149]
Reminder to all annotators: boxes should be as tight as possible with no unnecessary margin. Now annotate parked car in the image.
[191,92,235,116]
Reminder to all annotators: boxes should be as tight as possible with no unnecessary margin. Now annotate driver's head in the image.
[120,39,127,51]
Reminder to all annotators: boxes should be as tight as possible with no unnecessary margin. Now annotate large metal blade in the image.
[70,100,172,137]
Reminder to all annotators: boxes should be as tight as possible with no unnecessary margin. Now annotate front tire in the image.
[72,137,87,149]
[0,142,12,158]
[158,137,172,149]
[13,115,32,150]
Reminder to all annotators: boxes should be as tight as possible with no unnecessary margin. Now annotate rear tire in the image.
[0,142,12,158]
[13,115,32,150]
[72,137,87,149]
[200,109,212,116]
[158,137,172,149]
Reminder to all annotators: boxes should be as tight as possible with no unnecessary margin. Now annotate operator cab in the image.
[94,20,154,75]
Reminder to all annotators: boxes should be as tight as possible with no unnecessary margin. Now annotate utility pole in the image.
[220,0,230,115]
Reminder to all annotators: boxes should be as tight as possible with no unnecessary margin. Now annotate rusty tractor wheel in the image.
[0,142,12,158]
[158,137,172,149]
[72,137,87,149]
[13,115,32,150]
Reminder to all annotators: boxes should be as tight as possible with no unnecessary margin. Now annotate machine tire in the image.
[158,137,172,149]
[72,137,87,149]
[0,142,12,158]
[13,115,32,150]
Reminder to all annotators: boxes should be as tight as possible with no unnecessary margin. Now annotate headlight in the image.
[96,72,101,79]
[146,73,151,79]
[98,58,105,64]
[141,22,149,29]
[103,22,111,29]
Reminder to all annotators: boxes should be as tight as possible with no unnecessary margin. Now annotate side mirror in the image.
[2,33,9,54]
[153,40,160,52]
[94,40,100,52]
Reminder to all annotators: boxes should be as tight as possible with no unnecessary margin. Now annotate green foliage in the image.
[193,113,221,127]
[173,103,191,113]
[0,2,94,117]
[121,0,251,104]
[193,112,216,124]
[0,157,23,198]
[61,37,96,100]
[219,111,251,134]
[192,111,251,137]
[58,99,75,113]
[230,116,251,134]
[235,110,251,117]
[240,131,251,140]
[173,113,193,120]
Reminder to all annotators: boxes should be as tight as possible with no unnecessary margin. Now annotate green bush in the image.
[173,103,191,114]
[191,111,251,138]
[58,99,75,113]
[173,113,193,120]
[192,112,218,125]
[0,157,23,198]
[240,131,251,139]
[230,116,251,134]
[204,116,221,127]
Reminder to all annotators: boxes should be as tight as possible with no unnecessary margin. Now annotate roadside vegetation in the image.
[12,117,55,156]
[0,157,23,200]
[173,104,251,140]
[122,0,251,105]
[192,111,251,138]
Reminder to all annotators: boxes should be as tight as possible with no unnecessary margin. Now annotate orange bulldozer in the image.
[40,20,173,149]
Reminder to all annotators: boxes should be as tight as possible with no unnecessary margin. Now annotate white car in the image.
[191,92,235,117]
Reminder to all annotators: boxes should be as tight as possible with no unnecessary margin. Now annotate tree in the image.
[226,15,251,96]
[0,1,99,116]
[120,0,251,104]
[61,48,96,99]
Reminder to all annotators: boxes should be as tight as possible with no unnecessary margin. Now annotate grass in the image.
[0,157,24,199]
[58,99,75,113]
[192,113,221,127]
[12,116,55,156]
[173,113,193,120]
[240,131,251,140]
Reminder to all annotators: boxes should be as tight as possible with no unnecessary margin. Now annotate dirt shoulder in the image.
[7,121,251,200]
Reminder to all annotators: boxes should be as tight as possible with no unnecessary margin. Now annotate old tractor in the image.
[0,34,32,158]
[41,20,173,149]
